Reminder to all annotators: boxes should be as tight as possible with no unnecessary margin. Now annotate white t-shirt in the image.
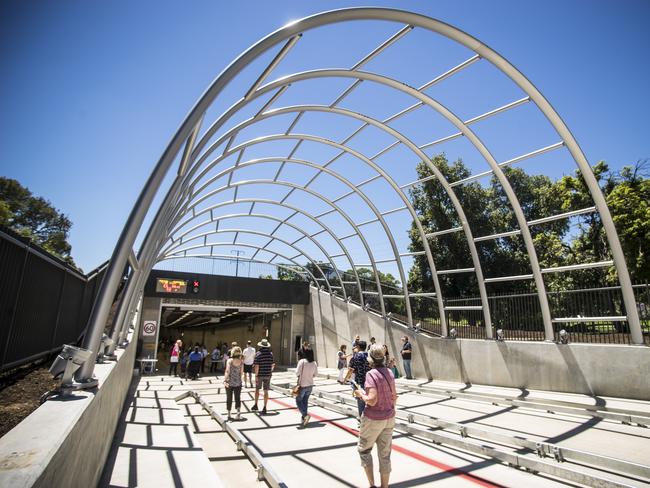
[296,359,318,387]
[242,346,256,365]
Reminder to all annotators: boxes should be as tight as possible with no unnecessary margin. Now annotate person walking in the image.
[296,340,310,361]
[295,348,318,427]
[224,346,245,420]
[242,340,256,388]
[169,339,182,376]
[187,346,202,380]
[201,344,208,373]
[210,346,220,373]
[352,344,397,488]
[180,349,189,378]
[337,344,348,383]
[345,340,370,417]
[252,338,275,414]
[400,336,413,379]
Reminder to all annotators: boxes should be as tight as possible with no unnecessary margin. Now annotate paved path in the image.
[101,368,650,487]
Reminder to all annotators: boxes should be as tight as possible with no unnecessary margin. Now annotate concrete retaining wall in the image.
[0,333,138,487]
[307,287,650,400]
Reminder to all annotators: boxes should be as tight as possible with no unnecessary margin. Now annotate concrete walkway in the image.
[101,368,650,487]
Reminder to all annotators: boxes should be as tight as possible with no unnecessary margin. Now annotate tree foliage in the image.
[408,155,649,297]
[0,177,75,265]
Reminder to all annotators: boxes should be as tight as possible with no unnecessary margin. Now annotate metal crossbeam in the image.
[553,316,627,322]
[444,305,483,311]
[425,226,463,238]
[437,267,475,275]
[484,274,534,283]
[528,206,597,226]
[244,34,301,100]
[542,260,613,274]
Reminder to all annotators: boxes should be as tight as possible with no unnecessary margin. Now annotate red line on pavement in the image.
[269,397,505,488]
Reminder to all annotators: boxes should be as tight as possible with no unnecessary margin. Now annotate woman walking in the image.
[295,348,318,427]
[169,339,182,376]
[337,344,348,383]
[352,344,397,488]
[224,346,245,420]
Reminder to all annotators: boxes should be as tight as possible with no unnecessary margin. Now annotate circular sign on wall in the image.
[143,320,157,336]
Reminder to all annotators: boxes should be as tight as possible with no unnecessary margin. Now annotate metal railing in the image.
[410,284,650,344]
[325,265,650,344]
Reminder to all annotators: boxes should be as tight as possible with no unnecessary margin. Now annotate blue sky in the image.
[1,0,648,275]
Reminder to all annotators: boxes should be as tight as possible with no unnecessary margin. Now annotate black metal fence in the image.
[335,267,649,344]
[409,284,650,344]
[0,227,108,372]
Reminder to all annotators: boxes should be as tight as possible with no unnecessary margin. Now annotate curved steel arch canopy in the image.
[78,7,643,383]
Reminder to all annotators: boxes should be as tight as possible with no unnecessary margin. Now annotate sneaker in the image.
[261,407,267,415]
[251,404,258,411]
[302,414,311,426]
[235,411,241,420]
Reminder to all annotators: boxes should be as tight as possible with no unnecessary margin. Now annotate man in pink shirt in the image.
[352,343,397,488]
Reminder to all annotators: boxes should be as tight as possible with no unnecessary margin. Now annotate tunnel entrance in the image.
[137,270,309,367]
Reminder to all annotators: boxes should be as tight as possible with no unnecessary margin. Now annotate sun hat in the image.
[258,338,271,348]
[368,344,386,364]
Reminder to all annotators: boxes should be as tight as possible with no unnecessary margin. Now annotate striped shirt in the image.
[254,348,274,377]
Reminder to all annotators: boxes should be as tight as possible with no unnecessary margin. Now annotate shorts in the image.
[256,376,271,391]
[244,364,253,373]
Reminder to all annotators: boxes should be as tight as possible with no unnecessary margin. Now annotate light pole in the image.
[231,250,245,277]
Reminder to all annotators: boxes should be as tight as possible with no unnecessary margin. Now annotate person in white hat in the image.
[251,338,275,414]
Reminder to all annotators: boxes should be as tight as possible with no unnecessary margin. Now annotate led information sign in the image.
[156,278,188,294]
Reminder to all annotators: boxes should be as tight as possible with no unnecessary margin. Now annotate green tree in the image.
[346,267,405,315]
[0,177,75,265]
[276,264,306,281]
[606,161,650,282]
[408,155,648,297]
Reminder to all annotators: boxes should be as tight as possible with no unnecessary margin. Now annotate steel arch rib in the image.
[163,198,365,303]
[179,71,561,337]
[162,220,348,299]
[172,152,441,326]
[82,7,641,383]
[163,247,321,286]
[161,254,317,284]
[162,231,335,294]
[194,82,555,337]
[168,178,390,316]
[172,145,422,323]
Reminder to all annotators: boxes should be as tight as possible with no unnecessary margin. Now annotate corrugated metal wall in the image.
[0,227,107,372]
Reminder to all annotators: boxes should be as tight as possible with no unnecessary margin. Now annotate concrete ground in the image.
[101,368,650,487]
